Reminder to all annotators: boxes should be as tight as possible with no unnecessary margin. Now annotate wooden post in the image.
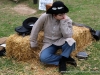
[33,0,38,4]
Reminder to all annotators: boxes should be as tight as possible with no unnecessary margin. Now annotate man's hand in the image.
[63,15,68,19]
[30,41,38,49]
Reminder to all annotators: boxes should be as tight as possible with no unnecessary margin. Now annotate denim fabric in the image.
[40,42,75,65]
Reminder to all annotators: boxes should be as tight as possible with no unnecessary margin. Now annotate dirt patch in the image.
[12,4,37,15]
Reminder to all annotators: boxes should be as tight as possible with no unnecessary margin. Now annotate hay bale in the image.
[6,31,44,61]
[71,26,93,56]
[6,26,93,61]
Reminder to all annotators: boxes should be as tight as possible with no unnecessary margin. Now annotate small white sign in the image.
[39,0,53,10]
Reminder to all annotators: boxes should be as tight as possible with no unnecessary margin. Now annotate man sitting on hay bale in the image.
[30,1,77,73]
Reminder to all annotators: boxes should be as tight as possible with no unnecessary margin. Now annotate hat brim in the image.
[15,26,29,33]
[23,17,38,29]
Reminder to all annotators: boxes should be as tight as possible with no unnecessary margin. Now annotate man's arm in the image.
[60,16,73,38]
[30,13,46,48]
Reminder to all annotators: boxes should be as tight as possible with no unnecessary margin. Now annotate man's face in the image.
[54,13,66,20]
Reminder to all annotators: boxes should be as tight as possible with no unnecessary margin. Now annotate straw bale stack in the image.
[6,26,93,61]
[6,31,44,61]
[71,26,93,56]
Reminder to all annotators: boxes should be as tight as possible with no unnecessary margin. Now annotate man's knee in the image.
[40,52,50,63]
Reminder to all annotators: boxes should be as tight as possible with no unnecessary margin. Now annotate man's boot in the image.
[59,56,67,73]
[66,56,77,67]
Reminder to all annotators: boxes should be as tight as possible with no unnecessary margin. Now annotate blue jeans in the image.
[40,42,75,65]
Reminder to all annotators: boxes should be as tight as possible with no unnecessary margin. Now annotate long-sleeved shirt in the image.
[30,13,76,51]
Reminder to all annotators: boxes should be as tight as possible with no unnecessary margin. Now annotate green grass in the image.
[0,0,100,75]
[0,57,33,75]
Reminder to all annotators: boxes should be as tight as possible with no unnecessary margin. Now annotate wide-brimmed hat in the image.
[46,1,69,14]
[23,17,38,30]
[15,17,38,36]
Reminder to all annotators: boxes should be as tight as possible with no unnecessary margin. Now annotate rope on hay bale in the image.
[6,26,93,61]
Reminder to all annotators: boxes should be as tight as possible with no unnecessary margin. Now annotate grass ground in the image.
[0,0,100,75]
